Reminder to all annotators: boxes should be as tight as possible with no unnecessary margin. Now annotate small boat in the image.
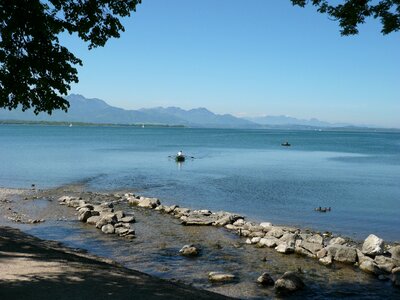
[175,155,185,162]
[69,123,73,127]
[281,142,291,147]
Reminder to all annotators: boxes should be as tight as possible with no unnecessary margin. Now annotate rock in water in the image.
[362,234,384,256]
[208,272,236,282]
[120,215,135,223]
[274,271,305,293]
[179,245,199,257]
[257,272,274,286]
[389,246,400,265]
[78,210,92,222]
[101,224,115,234]
[86,216,100,225]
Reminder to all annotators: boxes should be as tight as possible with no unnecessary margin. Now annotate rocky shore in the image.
[56,191,400,294]
[1,185,400,298]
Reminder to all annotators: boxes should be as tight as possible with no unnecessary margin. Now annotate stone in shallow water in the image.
[257,272,274,286]
[208,272,236,282]
[179,245,199,257]
[319,255,333,266]
[115,227,130,236]
[86,216,100,225]
[120,215,135,223]
[275,241,295,254]
[274,271,305,294]
[266,227,284,239]
[101,224,115,234]
[259,237,278,248]
[359,260,382,275]
[327,245,357,264]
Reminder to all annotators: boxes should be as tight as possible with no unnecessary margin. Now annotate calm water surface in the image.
[1,125,399,241]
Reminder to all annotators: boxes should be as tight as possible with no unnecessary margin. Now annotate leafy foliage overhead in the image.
[291,0,400,35]
[0,0,141,114]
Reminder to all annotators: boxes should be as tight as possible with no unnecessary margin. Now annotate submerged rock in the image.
[257,272,274,286]
[362,234,384,256]
[179,245,199,257]
[208,272,236,282]
[274,271,305,293]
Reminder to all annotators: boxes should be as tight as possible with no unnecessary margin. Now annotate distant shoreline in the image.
[0,119,185,128]
[1,119,399,132]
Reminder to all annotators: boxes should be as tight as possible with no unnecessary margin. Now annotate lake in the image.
[1,124,399,241]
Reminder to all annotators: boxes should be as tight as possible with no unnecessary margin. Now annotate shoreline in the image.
[0,226,231,300]
[1,186,399,298]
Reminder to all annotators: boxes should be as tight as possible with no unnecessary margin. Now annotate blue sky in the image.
[65,0,400,127]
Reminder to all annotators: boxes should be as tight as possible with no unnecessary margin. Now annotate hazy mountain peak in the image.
[0,95,257,128]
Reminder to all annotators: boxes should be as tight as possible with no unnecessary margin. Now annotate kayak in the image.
[175,155,185,162]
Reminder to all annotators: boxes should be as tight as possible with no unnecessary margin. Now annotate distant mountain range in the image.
[246,115,350,128]
[0,94,255,128]
[0,94,359,129]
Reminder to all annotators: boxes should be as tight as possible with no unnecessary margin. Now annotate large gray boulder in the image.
[274,271,305,293]
[327,244,357,264]
[362,234,384,256]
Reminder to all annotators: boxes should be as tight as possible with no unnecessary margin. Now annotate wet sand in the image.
[1,186,399,299]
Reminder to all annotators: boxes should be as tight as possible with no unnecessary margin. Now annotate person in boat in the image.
[177,150,183,156]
